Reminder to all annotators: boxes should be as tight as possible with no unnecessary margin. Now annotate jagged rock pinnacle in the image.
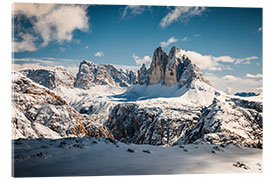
[139,46,211,87]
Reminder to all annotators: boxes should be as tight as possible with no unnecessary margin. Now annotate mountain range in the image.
[12,46,263,148]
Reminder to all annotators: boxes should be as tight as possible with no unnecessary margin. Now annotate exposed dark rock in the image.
[106,103,201,145]
[233,162,250,170]
[127,148,135,153]
[142,149,151,154]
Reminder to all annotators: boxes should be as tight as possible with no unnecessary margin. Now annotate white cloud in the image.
[245,73,262,79]
[181,36,188,42]
[181,50,223,71]
[234,56,258,64]
[160,37,178,47]
[13,58,55,64]
[181,49,259,71]
[13,3,55,17]
[122,5,147,19]
[214,56,235,63]
[12,33,38,52]
[132,54,151,65]
[13,3,89,52]
[205,74,262,93]
[95,51,104,57]
[222,75,241,82]
[13,57,74,64]
[159,7,206,28]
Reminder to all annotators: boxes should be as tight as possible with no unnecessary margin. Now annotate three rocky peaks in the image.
[138,46,211,88]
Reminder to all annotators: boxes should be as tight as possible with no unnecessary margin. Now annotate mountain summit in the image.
[138,46,211,88]
[74,60,136,89]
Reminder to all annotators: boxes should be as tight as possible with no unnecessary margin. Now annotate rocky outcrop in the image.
[20,67,75,89]
[74,60,136,89]
[140,46,211,88]
[106,96,262,148]
[176,97,262,148]
[12,71,113,139]
[148,47,168,85]
[137,64,149,85]
[106,103,202,145]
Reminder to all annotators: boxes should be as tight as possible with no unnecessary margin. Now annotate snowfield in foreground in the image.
[13,138,262,177]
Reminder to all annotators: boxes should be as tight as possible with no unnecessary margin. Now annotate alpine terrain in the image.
[12,46,263,176]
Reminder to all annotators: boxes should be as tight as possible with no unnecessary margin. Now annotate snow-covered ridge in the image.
[113,79,217,106]
[12,71,113,139]
[12,46,263,149]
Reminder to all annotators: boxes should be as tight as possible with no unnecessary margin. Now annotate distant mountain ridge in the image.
[20,67,75,89]
[20,61,137,90]
[74,60,136,89]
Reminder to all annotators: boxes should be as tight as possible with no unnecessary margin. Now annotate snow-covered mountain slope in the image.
[176,96,262,148]
[115,79,218,106]
[13,137,262,177]
[53,84,127,124]
[12,46,263,150]
[12,71,113,139]
[106,93,262,147]
[20,67,75,89]
[74,60,136,89]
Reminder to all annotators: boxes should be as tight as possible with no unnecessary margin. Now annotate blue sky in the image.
[12,4,262,93]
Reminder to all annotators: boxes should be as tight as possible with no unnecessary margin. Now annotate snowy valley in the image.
[12,46,263,176]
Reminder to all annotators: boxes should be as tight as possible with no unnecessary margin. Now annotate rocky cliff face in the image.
[74,60,136,89]
[139,46,211,88]
[177,97,262,148]
[106,96,262,148]
[20,67,75,89]
[12,71,113,139]
[137,64,149,85]
[106,103,202,145]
